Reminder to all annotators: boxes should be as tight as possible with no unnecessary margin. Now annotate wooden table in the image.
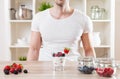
[0,61,120,79]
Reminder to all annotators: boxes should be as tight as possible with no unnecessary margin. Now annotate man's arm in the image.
[81,33,96,58]
[27,31,42,61]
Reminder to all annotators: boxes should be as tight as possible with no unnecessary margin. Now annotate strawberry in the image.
[4,65,11,71]
[10,67,15,73]
[12,63,17,68]
[18,64,23,69]
[64,48,70,54]
[15,65,22,71]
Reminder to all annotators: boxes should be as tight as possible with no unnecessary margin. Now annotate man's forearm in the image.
[85,47,96,58]
[27,47,39,61]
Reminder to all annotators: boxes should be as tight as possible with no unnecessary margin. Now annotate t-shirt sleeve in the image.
[83,15,93,33]
[31,13,40,32]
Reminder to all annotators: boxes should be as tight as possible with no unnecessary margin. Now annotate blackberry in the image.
[52,53,55,57]
[62,53,65,57]
[18,69,22,73]
[4,69,9,75]
[14,70,18,75]
[23,69,28,73]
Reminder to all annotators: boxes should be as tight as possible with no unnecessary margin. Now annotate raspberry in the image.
[4,65,11,71]
[96,68,114,77]
[12,63,17,68]
[10,68,15,73]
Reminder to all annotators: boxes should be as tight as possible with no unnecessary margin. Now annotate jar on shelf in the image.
[90,6,96,20]
[99,8,107,20]
[10,8,16,20]
[15,5,32,20]
[90,5,100,20]
[15,5,25,20]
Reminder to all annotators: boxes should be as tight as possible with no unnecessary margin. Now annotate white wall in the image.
[115,0,120,60]
[0,0,10,61]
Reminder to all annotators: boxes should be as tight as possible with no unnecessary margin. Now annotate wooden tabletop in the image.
[0,61,120,79]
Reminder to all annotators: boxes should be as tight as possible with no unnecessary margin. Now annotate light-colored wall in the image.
[115,0,120,60]
[0,0,119,60]
[0,0,10,61]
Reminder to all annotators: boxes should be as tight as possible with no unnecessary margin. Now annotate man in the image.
[27,0,96,61]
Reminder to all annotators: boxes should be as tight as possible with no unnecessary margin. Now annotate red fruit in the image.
[4,65,11,71]
[53,53,58,57]
[12,63,17,68]
[10,68,15,73]
[18,64,23,69]
[104,68,108,73]
[57,52,63,57]
[96,67,114,77]
[107,68,114,76]
[64,48,70,54]
[15,66,21,71]
[96,68,104,76]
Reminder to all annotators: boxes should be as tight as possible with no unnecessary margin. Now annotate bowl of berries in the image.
[52,47,70,71]
[95,58,116,77]
[78,57,95,74]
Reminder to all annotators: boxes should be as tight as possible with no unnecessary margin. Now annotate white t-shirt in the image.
[31,9,93,61]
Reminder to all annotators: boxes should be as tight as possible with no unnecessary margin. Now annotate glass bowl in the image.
[78,57,95,74]
[95,58,116,77]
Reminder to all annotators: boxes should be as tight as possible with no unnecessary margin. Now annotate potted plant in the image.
[38,2,52,11]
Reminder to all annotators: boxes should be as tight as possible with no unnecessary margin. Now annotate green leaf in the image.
[38,2,52,11]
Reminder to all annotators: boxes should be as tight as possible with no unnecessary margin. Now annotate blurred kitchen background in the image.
[0,0,119,61]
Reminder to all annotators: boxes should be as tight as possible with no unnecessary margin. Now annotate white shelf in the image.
[92,20,111,22]
[10,45,30,48]
[81,45,110,48]
[10,45,43,48]
[93,45,110,48]
[10,20,32,22]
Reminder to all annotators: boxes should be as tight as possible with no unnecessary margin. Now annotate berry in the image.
[53,53,58,57]
[18,69,22,73]
[16,64,22,70]
[78,66,95,74]
[4,65,11,71]
[62,53,65,57]
[64,48,70,54]
[4,69,9,75]
[12,63,17,68]
[57,52,63,57]
[96,67,114,77]
[13,70,18,75]
[10,68,15,73]
[23,69,28,73]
